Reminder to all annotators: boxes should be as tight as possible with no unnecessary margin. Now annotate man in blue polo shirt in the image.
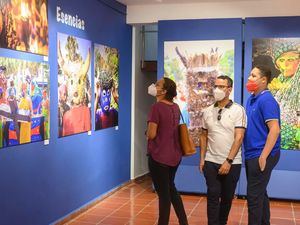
[244,65,281,225]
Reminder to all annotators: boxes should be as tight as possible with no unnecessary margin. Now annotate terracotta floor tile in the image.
[97,201,125,209]
[130,198,154,205]
[135,212,157,220]
[270,218,295,225]
[117,206,145,216]
[135,193,156,200]
[68,221,94,225]
[88,207,116,216]
[105,196,131,204]
[188,215,207,223]
[110,209,140,218]
[99,216,130,225]
[140,206,158,214]
[228,213,243,220]
[76,214,105,223]
[294,210,300,220]
[168,222,180,225]
[183,201,200,210]
[271,201,293,206]
[271,208,294,218]
[127,218,156,225]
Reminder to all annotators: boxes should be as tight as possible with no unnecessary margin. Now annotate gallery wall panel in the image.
[243,16,300,157]
[158,18,243,193]
[239,16,300,199]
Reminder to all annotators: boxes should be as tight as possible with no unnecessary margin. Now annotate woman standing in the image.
[146,77,188,225]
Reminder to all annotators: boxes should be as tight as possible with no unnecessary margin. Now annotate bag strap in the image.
[176,103,185,124]
[180,111,185,124]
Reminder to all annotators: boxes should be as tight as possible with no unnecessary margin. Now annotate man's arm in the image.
[259,120,280,171]
[218,128,245,175]
[199,128,208,173]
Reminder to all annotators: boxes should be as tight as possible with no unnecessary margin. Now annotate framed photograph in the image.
[94,44,119,131]
[57,33,91,137]
[0,0,48,55]
[0,57,49,148]
[253,38,300,150]
[164,40,235,146]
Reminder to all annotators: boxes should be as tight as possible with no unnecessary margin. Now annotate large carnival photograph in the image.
[0,0,48,55]
[0,57,49,148]
[164,40,235,146]
[57,33,91,137]
[252,38,300,150]
[94,44,119,131]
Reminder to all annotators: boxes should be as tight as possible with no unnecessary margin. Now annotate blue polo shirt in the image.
[244,90,281,160]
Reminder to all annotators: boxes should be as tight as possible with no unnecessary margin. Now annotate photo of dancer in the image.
[0,57,49,148]
[57,33,91,137]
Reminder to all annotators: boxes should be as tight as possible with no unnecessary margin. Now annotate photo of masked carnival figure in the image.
[164,40,235,146]
[94,44,119,130]
[252,38,300,150]
[0,0,48,55]
[95,70,118,130]
[57,33,91,137]
[0,59,49,148]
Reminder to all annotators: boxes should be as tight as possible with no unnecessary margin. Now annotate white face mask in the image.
[148,83,157,97]
[213,88,226,101]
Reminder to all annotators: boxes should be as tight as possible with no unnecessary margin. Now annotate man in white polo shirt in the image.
[199,75,246,225]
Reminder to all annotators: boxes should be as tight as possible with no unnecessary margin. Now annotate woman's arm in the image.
[146,122,158,140]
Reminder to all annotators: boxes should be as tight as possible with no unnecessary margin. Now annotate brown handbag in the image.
[179,113,196,156]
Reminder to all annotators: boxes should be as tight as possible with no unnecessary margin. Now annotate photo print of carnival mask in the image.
[164,40,235,146]
[98,70,113,113]
[94,44,119,131]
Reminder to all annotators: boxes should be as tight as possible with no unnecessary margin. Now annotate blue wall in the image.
[0,0,132,224]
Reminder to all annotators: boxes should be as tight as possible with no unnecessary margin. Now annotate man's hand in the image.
[218,161,231,175]
[259,156,267,171]
[199,159,205,173]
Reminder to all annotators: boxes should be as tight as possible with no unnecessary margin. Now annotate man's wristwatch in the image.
[226,158,233,164]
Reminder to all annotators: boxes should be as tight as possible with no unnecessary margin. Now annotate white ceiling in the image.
[117,0,261,6]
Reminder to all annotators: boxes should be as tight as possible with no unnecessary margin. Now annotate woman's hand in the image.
[199,159,205,173]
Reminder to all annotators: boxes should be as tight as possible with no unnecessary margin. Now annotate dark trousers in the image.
[203,161,241,225]
[148,156,188,225]
[245,151,280,225]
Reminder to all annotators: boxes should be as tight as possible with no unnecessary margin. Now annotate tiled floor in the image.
[65,176,300,225]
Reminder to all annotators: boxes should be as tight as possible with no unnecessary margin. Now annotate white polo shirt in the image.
[202,101,247,164]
